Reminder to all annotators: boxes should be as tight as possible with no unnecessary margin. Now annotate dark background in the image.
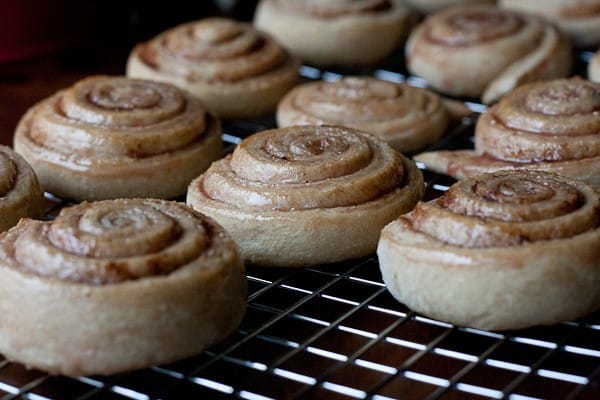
[0,0,259,145]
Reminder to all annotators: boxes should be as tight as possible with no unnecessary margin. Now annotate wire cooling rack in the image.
[2,57,599,400]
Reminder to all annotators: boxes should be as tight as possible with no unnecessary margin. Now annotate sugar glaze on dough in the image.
[414,77,600,188]
[277,76,452,153]
[0,198,245,376]
[14,75,222,201]
[127,17,299,119]
[378,170,600,331]
[188,125,423,267]
[406,4,572,103]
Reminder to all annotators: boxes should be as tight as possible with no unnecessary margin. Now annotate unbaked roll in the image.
[127,17,299,119]
[254,0,414,67]
[405,0,496,14]
[13,75,222,201]
[0,198,245,376]
[0,145,44,231]
[406,4,572,104]
[415,77,600,188]
[187,125,423,267]
[277,76,452,153]
[590,50,600,82]
[378,170,600,331]
[500,0,600,48]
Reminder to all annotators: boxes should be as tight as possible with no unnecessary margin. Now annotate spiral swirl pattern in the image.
[406,4,572,103]
[0,198,245,376]
[188,125,423,266]
[500,0,600,48]
[6,199,219,284]
[378,170,600,330]
[0,146,44,231]
[277,77,449,152]
[14,75,221,201]
[254,0,412,66]
[415,77,600,188]
[127,17,299,119]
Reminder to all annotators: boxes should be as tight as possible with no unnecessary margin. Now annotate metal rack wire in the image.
[1,61,599,400]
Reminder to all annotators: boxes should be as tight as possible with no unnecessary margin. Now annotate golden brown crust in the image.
[0,198,245,376]
[127,17,299,119]
[378,170,600,330]
[13,75,222,201]
[277,76,451,153]
[254,0,413,66]
[187,125,423,267]
[0,145,44,231]
[500,0,600,48]
[406,4,572,103]
[414,77,600,188]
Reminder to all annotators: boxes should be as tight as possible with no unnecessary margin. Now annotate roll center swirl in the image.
[88,83,162,110]
[433,9,523,45]
[47,204,181,258]
[525,83,600,116]
[232,126,373,184]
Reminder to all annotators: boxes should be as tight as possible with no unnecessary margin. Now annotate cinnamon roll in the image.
[415,77,600,188]
[0,145,44,231]
[590,50,600,82]
[253,0,414,67]
[405,0,496,14]
[0,198,245,376]
[378,170,600,330]
[13,75,222,201]
[406,4,572,104]
[187,125,423,267]
[277,76,454,153]
[500,0,600,48]
[127,17,299,119]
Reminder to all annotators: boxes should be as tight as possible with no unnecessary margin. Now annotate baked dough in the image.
[405,0,496,14]
[378,170,600,331]
[13,75,222,201]
[406,4,572,103]
[0,145,44,231]
[187,125,423,267]
[414,77,600,188]
[500,0,600,48]
[127,17,299,119]
[254,0,414,67]
[277,76,452,153]
[0,198,245,376]
[590,50,600,82]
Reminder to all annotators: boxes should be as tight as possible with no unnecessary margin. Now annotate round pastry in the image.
[414,77,600,188]
[277,76,451,153]
[0,145,44,232]
[406,4,572,104]
[253,0,414,67]
[590,50,600,82]
[13,75,222,201]
[187,125,423,267]
[378,170,600,331]
[127,17,299,119]
[500,0,600,48]
[405,0,496,14]
[0,198,245,376]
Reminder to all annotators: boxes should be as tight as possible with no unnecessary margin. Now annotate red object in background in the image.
[0,0,87,63]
